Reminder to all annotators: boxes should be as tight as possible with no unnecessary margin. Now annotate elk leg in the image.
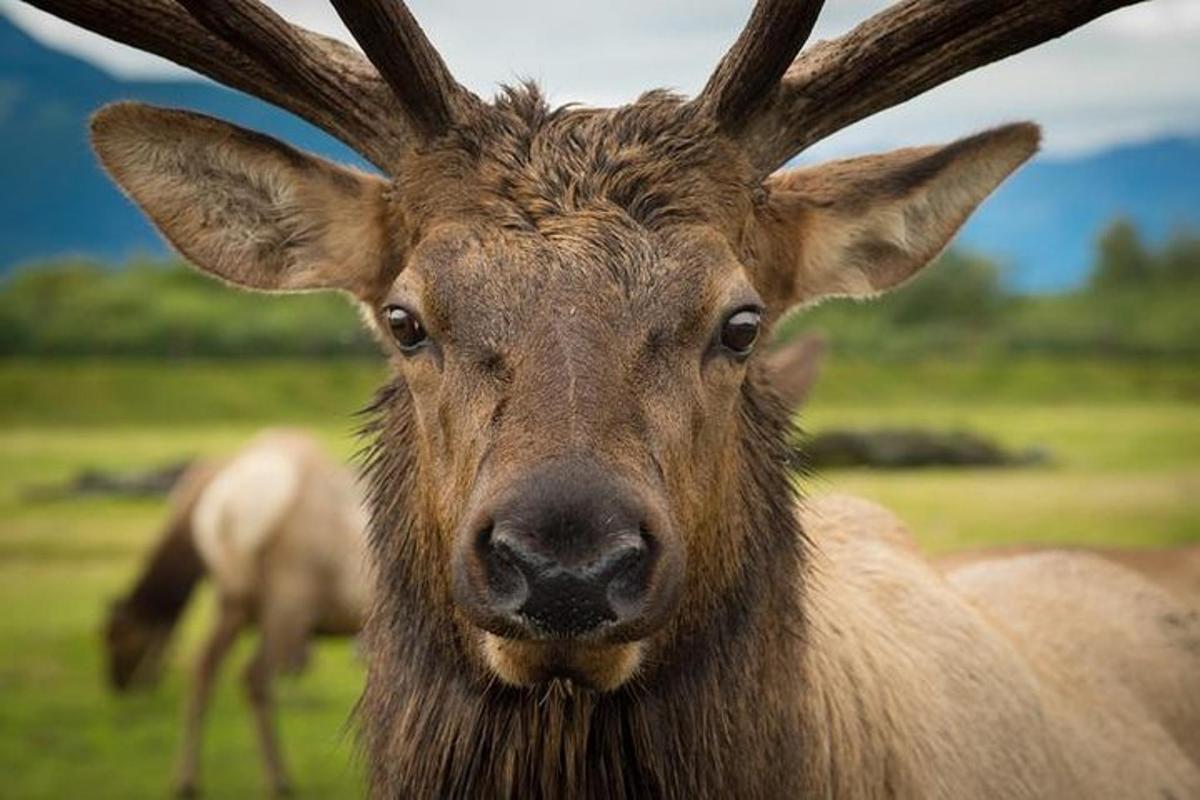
[243,604,310,797]
[175,597,246,798]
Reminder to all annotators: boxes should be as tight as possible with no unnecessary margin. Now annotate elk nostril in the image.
[638,522,658,559]
[476,522,529,612]
[473,518,495,553]
[591,537,647,581]
[604,526,656,618]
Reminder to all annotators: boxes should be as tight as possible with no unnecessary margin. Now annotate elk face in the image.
[104,599,170,691]
[356,101,782,689]
[90,81,1036,693]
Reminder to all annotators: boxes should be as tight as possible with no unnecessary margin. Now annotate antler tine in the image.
[24,0,408,171]
[177,0,411,163]
[698,0,825,129]
[330,0,478,140]
[743,0,1149,173]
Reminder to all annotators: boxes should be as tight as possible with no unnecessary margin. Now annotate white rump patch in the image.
[192,448,301,596]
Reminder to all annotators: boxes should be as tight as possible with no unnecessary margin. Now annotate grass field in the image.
[1,356,1197,798]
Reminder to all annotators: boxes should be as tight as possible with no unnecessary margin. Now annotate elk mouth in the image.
[481,633,646,692]
[454,559,680,691]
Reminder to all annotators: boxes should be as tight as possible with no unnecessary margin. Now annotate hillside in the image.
[0,14,362,268]
[959,136,1200,290]
[1,13,1197,290]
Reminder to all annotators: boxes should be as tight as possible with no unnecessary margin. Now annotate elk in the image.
[937,542,1200,604]
[35,0,1200,796]
[104,429,370,796]
[100,339,825,797]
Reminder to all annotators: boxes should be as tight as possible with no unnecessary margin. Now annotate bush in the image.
[1160,228,1200,285]
[1090,217,1154,290]
[0,260,375,357]
[883,250,1006,328]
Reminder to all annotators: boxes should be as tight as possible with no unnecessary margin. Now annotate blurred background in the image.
[0,1,1196,797]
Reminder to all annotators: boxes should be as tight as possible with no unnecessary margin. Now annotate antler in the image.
[709,0,1148,174]
[330,0,477,139]
[697,0,825,128]
[22,0,468,170]
[26,0,1148,176]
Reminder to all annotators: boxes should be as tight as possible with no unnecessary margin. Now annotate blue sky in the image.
[4,0,1199,159]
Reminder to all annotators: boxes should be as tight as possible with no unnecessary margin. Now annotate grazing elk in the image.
[104,430,370,796]
[39,0,1200,796]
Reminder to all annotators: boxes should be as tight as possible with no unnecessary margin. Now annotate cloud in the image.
[3,0,1197,157]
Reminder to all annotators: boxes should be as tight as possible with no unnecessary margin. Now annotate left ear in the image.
[757,123,1039,309]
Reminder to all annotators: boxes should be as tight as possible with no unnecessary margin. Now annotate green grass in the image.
[800,403,1200,552]
[0,359,386,426]
[0,357,1197,798]
[0,424,366,799]
[2,354,1196,427]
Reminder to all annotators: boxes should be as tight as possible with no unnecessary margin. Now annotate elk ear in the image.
[762,332,827,410]
[90,102,390,297]
[760,123,1039,309]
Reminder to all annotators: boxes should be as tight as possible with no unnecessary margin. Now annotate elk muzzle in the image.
[452,457,683,688]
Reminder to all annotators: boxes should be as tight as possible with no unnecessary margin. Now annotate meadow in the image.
[1,353,1196,799]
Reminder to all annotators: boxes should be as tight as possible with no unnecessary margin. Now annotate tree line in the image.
[781,219,1198,359]
[0,219,1195,359]
[1090,219,1199,290]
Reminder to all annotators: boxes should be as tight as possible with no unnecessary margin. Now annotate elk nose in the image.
[479,524,653,637]
[462,457,663,639]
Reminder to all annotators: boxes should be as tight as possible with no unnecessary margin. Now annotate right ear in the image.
[90,102,391,298]
[757,124,1038,311]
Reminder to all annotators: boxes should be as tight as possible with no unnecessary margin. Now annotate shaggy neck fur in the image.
[358,372,811,798]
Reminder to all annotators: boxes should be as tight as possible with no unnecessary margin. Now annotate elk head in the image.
[35,0,1133,692]
[103,598,172,691]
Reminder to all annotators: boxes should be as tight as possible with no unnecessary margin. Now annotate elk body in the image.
[39,0,1200,796]
[937,542,1200,604]
[104,430,370,796]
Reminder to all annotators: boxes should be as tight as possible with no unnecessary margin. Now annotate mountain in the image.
[0,14,363,269]
[957,136,1200,291]
[1,14,1197,291]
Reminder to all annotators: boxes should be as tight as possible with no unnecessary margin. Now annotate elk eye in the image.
[384,306,429,351]
[719,308,761,356]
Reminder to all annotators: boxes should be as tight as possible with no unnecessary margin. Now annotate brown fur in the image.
[799,495,1200,798]
[104,430,370,797]
[85,70,1199,800]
